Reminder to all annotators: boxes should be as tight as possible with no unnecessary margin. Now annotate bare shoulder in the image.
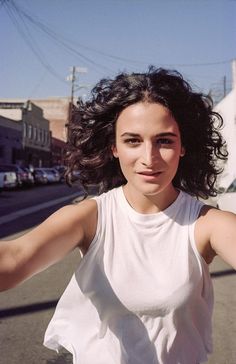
[68,197,98,252]
[13,196,99,259]
[195,205,236,267]
[62,197,98,222]
[197,204,236,227]
[53,197,98,250]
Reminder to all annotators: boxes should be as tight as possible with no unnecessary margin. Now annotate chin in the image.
[143,189,163,197]
[137,184,163,196]
[134,179,175,197]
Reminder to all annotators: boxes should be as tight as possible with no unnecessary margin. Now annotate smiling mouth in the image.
[138,171,162,176]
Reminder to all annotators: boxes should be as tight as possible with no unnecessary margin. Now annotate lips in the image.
[137,171,162,176]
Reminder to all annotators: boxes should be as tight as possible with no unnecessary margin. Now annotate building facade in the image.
[32,97,70,142]
[0,100,51,167]
[0,115,22,164]
[51,137,67,166]
[214,60,236,188]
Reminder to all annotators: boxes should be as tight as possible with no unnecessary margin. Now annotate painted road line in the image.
[0,192,84,225]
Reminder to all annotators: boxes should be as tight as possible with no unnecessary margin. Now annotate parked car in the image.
[33,168,48,185]
[48,168,60,183]
[216,179,236,213]
[0,164,30,188]
[42,168,60,183]
[21,167,35,187]
[0,169,18,191]
[53,165,66,182]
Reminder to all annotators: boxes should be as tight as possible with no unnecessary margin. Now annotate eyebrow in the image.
[120,132,178,138]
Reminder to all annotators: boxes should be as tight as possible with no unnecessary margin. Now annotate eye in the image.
[156,138,174,146]
[124,138,141,145]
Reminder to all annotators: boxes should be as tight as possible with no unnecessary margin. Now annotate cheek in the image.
[160,149,180,165]
[118,152,136,167]
[115,145,139,163]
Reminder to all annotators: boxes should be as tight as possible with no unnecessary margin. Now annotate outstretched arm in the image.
[196,207,236,269]
[0,199,97,291]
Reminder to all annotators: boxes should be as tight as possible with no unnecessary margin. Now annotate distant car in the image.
[0,164,29,188]
[0,169,18,190]
[48,168,60,183]
[21,167,35,187]
[33,168,48,185]
[42,168,60,183]
[217,179,236,213]
[53,165,66,182]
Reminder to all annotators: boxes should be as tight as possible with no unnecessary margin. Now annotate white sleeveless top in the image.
[44,187,214,364]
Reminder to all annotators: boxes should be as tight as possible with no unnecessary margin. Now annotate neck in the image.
[122,184,179,214]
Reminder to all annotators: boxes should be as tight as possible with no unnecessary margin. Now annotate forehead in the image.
[116,102,180,135]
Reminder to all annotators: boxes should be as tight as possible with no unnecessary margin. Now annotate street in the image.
[0,183,85,363]
[0,183,85,238]
[0,185,235,363]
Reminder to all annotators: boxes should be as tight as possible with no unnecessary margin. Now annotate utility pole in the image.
[70,66,76,113]
[223,76,227,98]
[66,66,88,124]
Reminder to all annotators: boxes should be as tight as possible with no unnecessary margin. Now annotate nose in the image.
[141,142,160,167]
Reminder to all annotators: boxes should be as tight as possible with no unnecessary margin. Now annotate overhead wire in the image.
[6,0,145,67]
[6,0,233,70]
[2,0,233,104]
[15,5,133,68]
[8,0,116,74]
[3,0,68,84]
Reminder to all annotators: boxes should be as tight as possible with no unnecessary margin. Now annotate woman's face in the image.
[112,102,185,199]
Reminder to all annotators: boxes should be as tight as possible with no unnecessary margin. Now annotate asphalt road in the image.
[0,182,83,216]
[0,186,235,363]
[0,183,85,238]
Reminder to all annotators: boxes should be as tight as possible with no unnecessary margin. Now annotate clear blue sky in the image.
[0,0,235,102]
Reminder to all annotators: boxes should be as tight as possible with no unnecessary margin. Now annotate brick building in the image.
[32,97,70,142]
[51,137,67,166]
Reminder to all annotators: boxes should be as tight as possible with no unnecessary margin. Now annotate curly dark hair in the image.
[65,67,228,199]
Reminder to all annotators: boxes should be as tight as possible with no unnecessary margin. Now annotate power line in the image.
[5,0,233,70]
[159,60,232,68]
[7,0,115,74]
[3,0,68,84]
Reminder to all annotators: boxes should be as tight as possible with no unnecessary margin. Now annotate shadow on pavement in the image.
[46,352,72,364]
[210,268,236,278]
[0,299,58,319]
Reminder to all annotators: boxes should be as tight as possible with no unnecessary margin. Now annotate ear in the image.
[111,145,119,158]
[180,146,185,157]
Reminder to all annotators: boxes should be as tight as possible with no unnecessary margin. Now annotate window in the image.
[23,122,27,138]
[37,128,41,142]
[42,129,45,144]
[33,127,37,140]
[28,124,32,139]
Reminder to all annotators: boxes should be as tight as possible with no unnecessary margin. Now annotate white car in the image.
[0,170,17,191]
[216,179,236,213]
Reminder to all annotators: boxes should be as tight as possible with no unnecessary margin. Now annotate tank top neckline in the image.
[116,186,183,225]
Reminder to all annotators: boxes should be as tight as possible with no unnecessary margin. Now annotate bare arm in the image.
[196,207,236,269]
[0,198,97,291]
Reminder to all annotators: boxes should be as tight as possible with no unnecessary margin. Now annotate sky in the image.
[0,0,235,102]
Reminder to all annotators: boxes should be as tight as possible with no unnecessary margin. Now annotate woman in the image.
[0,67,235,364]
